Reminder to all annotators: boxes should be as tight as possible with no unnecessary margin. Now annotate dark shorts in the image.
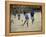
[25,16,29,20]
[31,13,34,17]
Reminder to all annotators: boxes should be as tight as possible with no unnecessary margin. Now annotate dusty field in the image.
[11,12,41,32]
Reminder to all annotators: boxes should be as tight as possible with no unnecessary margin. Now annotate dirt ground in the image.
[11,12,41,32]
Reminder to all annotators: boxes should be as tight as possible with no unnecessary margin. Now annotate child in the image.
[31,8,34,24]
[22,12,29,27]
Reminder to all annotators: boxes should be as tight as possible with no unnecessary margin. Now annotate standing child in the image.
[31,8,34,24]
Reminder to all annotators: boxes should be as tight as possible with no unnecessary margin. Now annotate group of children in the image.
[17,9,34,27]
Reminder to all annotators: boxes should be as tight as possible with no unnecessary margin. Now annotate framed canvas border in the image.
[5,1,45,36]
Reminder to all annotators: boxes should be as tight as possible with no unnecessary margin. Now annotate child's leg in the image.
[27,20,28,27]
[31,17,34,24]
[22,20,27,26]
